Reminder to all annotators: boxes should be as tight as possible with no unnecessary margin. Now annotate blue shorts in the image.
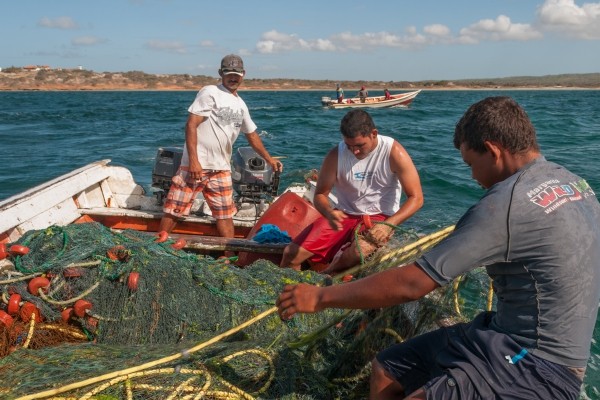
[376,312,583,399]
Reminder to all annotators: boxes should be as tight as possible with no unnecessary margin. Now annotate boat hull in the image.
[0,160,321,262]
[323,90,421,109]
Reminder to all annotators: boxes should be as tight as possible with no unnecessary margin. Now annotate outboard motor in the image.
[151,146,279,206]
[231,147,279,201]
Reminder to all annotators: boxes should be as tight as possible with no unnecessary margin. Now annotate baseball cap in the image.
[220,54,245,76]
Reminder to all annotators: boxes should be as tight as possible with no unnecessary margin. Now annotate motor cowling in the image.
[231,147,279,200]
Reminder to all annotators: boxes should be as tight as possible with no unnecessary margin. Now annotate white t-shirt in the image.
[335,135,402,216]
[182,84,257,170]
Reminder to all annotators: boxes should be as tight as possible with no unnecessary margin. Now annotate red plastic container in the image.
[237,191,322,267]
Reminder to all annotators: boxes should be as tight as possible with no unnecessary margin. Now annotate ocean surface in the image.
[1,89,599,395]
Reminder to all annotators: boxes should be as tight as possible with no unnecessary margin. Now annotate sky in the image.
[3,0,600,82]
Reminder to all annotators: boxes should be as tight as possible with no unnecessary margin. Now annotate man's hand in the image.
[188,160,203,180]
[276,283,322,320]
[327,210,347,231]
[364,224,394,246]
[269,158,283,172]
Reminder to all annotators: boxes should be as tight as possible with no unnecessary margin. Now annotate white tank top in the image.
[335,135,402,216]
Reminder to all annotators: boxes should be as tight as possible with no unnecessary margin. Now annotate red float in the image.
[73,299,93,318]
[171,238,186,250]
[0,310,14,328]
[20,302,42,323]
[9,244,30,256]
[127,271,140,291]
[61,308,74,322]
[7,293,22,315]
[0,243,8,260]
[155,231,169,243]
[28,277,51,295]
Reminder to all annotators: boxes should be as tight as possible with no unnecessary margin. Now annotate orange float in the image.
[155,231,169,243]
[127,271,140,291]
[28,277,51,295]
[20,302,42,323]
[171,238,186,250]
[0,310,14,328]
[7,293,22,315]
[9,244,30,256]
[61,308,74,322]
[74,299,92,318]
[0,243,8,260]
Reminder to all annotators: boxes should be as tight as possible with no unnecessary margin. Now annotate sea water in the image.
[1,89,599,395]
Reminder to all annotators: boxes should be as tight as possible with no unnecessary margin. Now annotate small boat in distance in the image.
[321,89,421,109]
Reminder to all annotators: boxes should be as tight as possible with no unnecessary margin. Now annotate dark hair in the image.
[340,109,376,138]
[454,96,539,154]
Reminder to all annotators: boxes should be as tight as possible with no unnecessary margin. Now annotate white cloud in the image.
[72,36,106,46]
[424,24,451,37]
[458,15,543,42]
[38,16,78,30]
[256,29,434,54]
[255,5,600,56]
[536,0,600,39]
[145,40,187,54]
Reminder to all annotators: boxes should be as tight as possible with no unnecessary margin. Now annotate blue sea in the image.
[1,89,599,396]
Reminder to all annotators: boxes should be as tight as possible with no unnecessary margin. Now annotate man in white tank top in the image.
[280,109,423,273]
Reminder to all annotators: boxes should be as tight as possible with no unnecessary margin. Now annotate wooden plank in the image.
[170,233,286,254]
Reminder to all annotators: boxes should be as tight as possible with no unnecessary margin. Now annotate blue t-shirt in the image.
[417,156,600,368]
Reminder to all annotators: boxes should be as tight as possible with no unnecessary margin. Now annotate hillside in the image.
[1,68,599,91]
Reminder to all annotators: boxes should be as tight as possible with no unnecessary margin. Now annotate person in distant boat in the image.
[336,83,344,103]
[279,109,423,274]
[358,86,369,103]
[158,54,283,251]
[276,96,600,400]
[384,88,392,100]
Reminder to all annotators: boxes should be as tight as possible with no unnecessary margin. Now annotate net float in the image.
[9,244,29,256]
[61,307,74,322]
[0,243,8,260]
[28,276,50,295]
[20,302,42,323]
[7,293,22,315]
[0,310,14,328]
[74,299,93,318]
[171,238,186,250]
[127,271,140,291]
[106,245,130,262]
[155,230,169,243]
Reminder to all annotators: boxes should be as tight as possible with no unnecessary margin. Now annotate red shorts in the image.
[294,213,387,264]
[162,168,236,219]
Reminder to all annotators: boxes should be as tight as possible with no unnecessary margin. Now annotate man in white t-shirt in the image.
[159,55,282,245]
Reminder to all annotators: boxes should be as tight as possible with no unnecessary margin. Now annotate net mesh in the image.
[0,221,578,399]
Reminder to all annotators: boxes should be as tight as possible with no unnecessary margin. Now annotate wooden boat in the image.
[0,147,328,266]
[321,89,421,109]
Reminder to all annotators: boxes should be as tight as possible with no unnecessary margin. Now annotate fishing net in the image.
[0,221,590,399]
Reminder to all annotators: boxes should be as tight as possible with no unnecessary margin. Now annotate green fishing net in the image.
[0,222,502,399]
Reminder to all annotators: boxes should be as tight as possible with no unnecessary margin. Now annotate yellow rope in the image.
[452,275,463,316]
[38,280,101,306]
[487,277,494,311]
[335,225,455,280]
[22,315,36,349]
[221,349,275,395]
[15,306,278,400]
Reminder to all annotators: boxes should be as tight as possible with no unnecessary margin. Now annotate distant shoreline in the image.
[1,69,599,92]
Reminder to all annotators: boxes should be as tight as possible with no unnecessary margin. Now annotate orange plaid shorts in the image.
[162,168,236,219]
